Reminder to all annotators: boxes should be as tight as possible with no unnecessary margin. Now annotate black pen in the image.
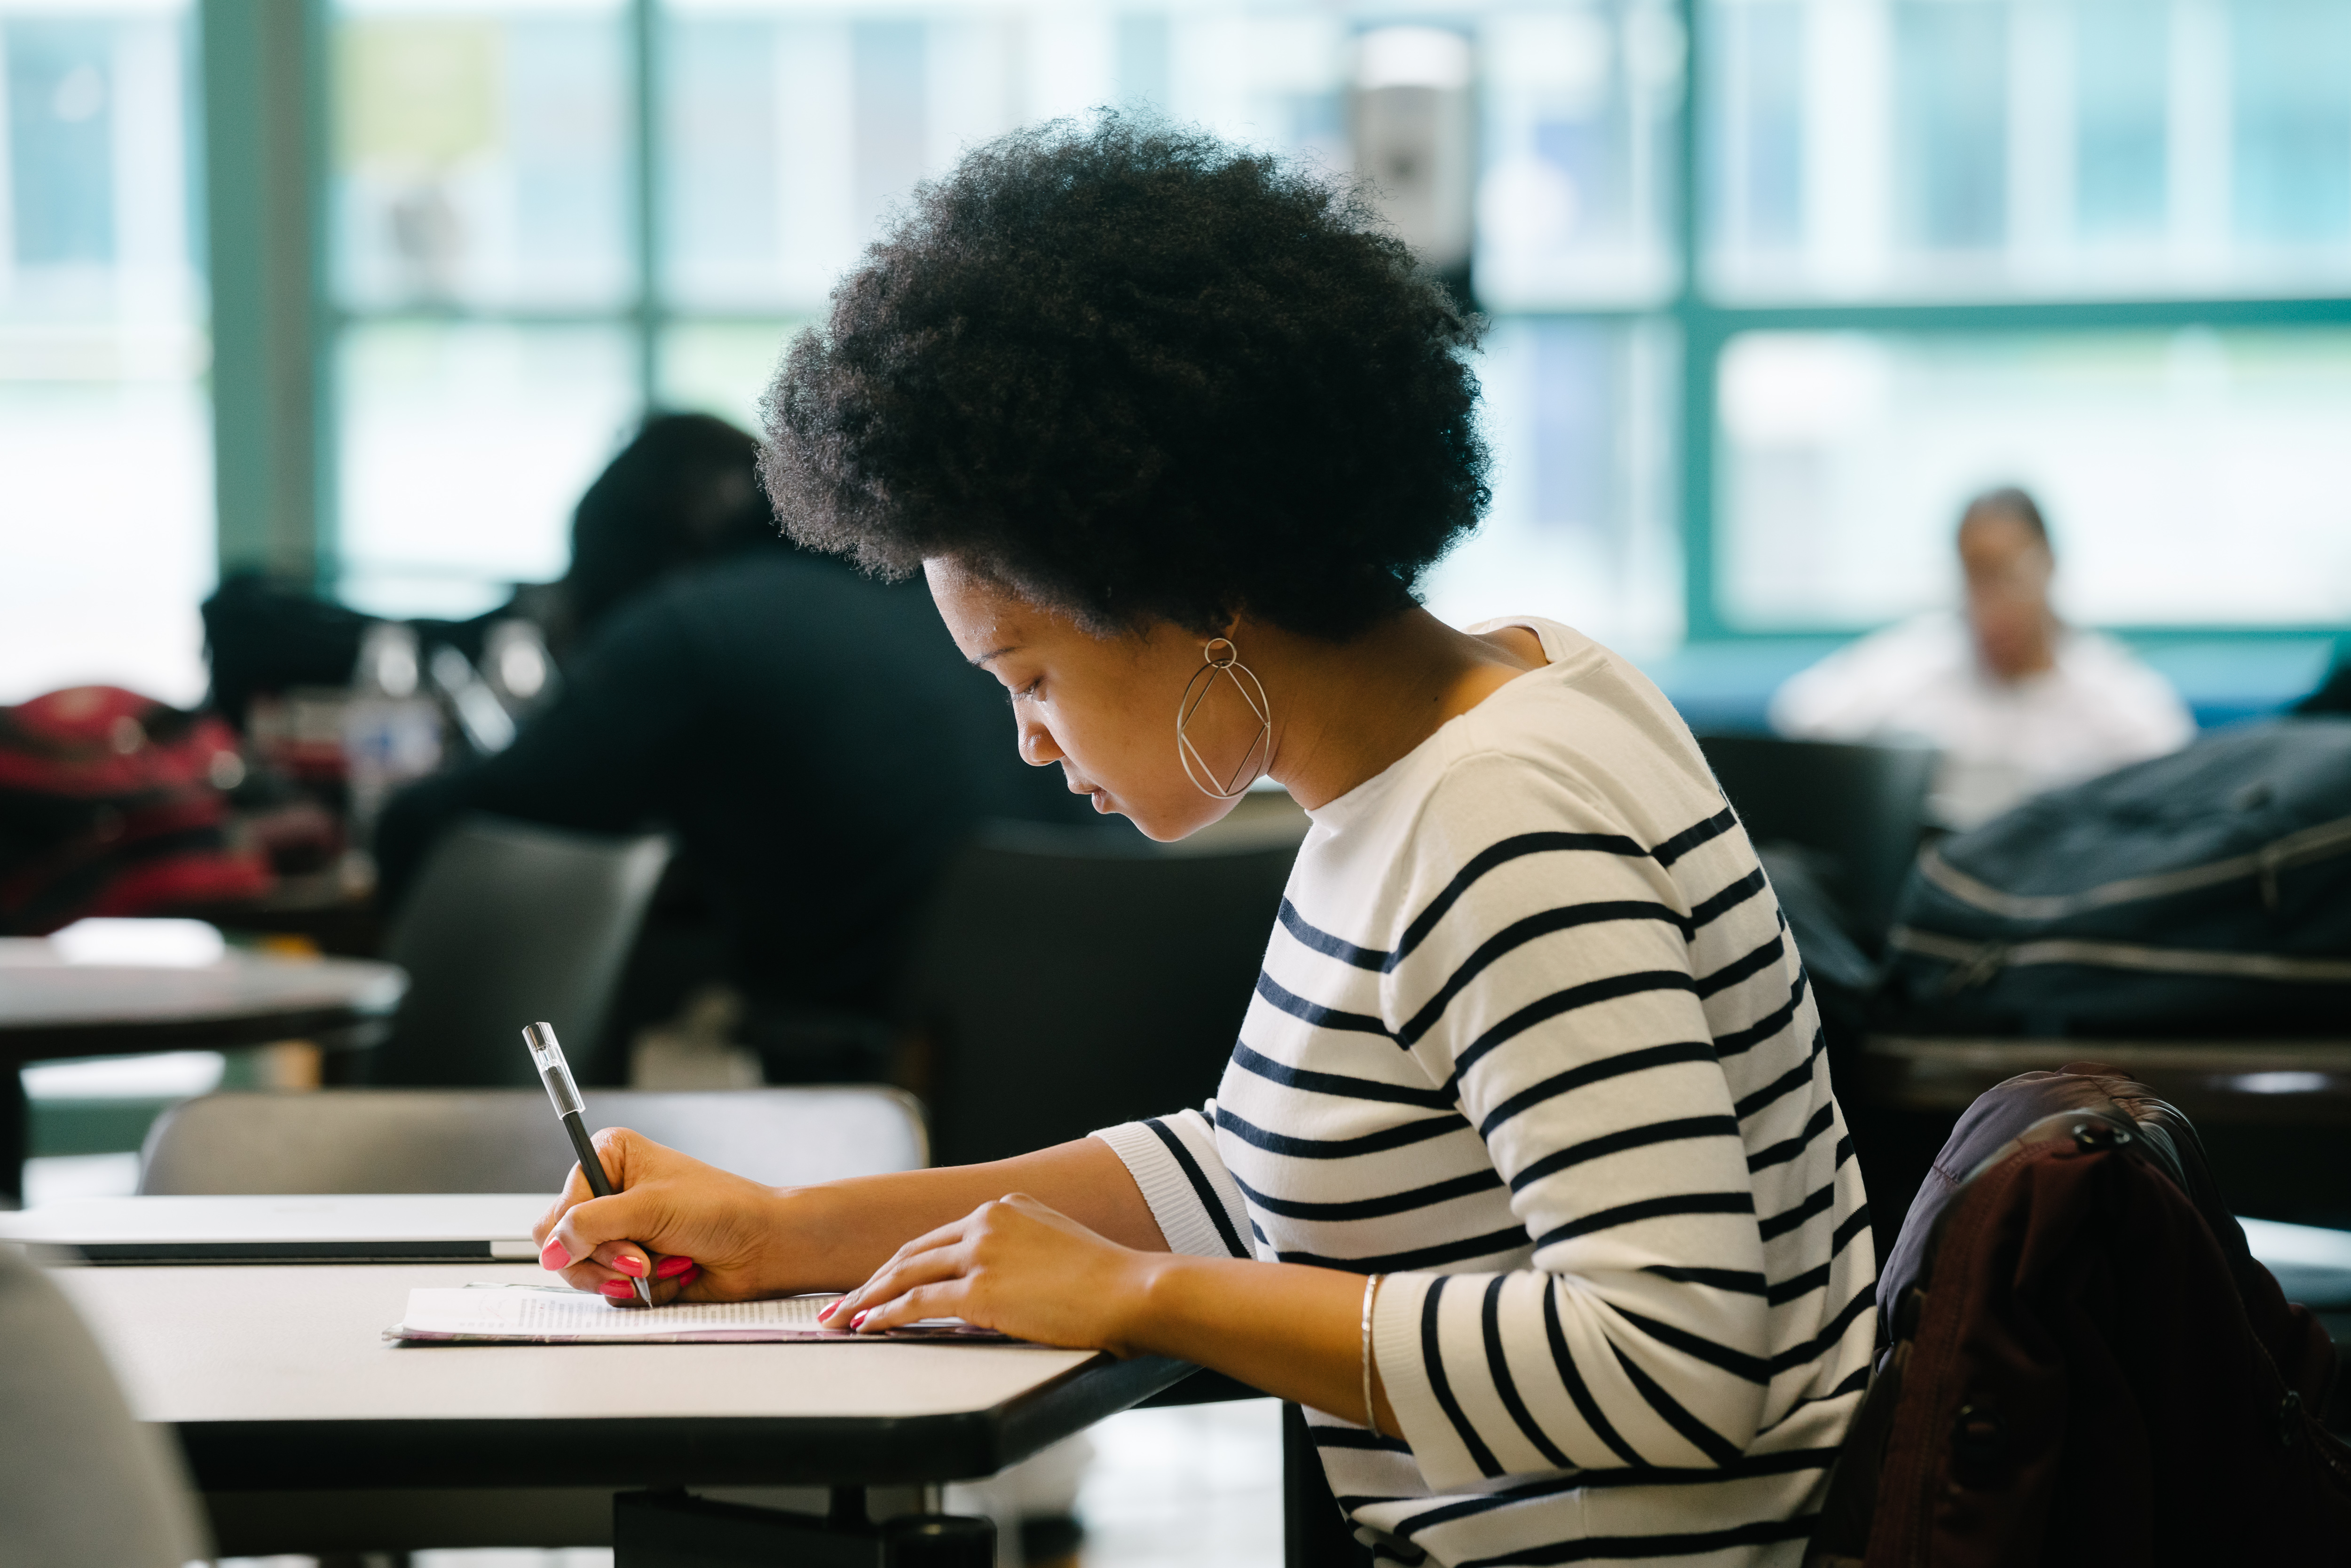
[522,1021,654,1306]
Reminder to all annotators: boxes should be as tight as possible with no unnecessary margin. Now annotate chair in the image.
[892,821,1300,1169]
[1695,733,1935,943]
[139,1086,926,1194]
[367,814,671,1087]
[0,1244,211,1565]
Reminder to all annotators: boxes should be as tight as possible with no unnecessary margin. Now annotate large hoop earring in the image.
[1177,637,1272,799]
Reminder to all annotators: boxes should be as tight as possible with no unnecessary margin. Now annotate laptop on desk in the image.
[0,1193,547,1263]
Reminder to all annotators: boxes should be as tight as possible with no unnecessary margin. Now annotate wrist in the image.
[1110,1250,1199,1360]
[765,1183,855,1292]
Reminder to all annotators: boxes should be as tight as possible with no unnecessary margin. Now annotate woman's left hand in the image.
[822,1192,1160,1354]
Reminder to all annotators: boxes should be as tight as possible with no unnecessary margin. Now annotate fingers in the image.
[588,1125,652,1190]
[532,1156,604,1249]
[593,1237,656,1284]
[849,1279,969,1334]
[547,1179,657,1257]
[544,1189,670,1288]
[825,1233,970,1326]
[827,1193,1041,1329]
[535,1127,662,1256]
[572,1252,702,1304]
[818,1209,978,1324]
[595,1260,703,1306]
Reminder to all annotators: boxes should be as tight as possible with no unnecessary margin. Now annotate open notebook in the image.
[387,1283,1010,1344]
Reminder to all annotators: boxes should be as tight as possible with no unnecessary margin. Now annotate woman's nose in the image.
[1019,718,1064,767]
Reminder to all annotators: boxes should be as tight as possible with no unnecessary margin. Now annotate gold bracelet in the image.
[1360,1273,1384,1437]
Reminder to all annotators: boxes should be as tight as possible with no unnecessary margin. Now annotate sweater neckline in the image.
[1302,615,1569,831]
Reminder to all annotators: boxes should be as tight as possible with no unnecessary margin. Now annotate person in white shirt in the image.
[1770,487,2195,828]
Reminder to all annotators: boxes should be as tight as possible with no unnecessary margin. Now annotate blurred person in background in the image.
[543,412,783,661]
[374,412,1095,1085]
[1771,486,2193,829]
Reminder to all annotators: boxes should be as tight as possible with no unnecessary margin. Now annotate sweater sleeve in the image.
[1367,756,1774,1492]
[1093,1108,1257,1261]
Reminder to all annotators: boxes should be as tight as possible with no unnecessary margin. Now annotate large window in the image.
[319,0,2351,662]
[1699,0,2351,645]
[0,0,210,707]
[321,0,1687,652]
[1717,327,2351,629]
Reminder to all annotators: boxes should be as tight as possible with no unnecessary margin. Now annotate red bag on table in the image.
[0,686,272,935]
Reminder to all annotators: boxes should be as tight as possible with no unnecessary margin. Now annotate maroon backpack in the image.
[0,686,272,935]
[1807,1065,2351,1566]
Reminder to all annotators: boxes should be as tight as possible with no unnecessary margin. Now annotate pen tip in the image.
[635,1277,654,1307]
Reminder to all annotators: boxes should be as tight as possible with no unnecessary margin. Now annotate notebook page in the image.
[388,1284,1006,1343]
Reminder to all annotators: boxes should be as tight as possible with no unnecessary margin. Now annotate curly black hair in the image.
[760,115,1490,641]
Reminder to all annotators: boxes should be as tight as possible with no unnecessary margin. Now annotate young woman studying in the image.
[534,119,1875,1567]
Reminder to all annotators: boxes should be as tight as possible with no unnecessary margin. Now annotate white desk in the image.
[56,1261,1186,1490]
[49,1258,1196,1554]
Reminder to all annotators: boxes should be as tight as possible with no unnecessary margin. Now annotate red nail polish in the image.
[539,1241,570,1270]
[653,1255,693,1280]
[676,1264,701,1286]
[612,1253,647,1277]
[600,1278,635,1298]
[851,1309,869,1329]
[817,1300,838,1321]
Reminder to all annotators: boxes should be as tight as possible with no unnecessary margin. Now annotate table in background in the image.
[55,1260,1192,1558]
[1861,1035,2351,1124]
[0,943,406,1202]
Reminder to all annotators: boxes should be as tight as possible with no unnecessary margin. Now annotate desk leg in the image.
[614,1489,993,1567]
[1,1065,24,1207]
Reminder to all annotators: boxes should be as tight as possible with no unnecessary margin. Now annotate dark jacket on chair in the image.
[1807,1065,2351,1567]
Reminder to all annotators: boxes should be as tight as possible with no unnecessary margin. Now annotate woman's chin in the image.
[1120,794,1243,844]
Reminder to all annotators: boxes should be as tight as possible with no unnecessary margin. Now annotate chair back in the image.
[1696,733,1934,939]
[371,814,671,1086]
[0,1245,210,1563]
[895,822,1299,1168]
[138,1086,925,1193]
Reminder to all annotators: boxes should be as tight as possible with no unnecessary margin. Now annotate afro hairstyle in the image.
[759,114,1491,642]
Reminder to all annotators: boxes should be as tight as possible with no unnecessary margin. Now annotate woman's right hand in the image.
[532,1127,819,1305]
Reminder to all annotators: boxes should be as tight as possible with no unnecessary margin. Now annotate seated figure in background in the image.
[1771,486,2194,828]
[544,411,786,660]
[375,414,1094,1084]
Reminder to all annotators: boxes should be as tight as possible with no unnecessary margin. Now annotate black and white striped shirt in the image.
[1098,618,1875,1568]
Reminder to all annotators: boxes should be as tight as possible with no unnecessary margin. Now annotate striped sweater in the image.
[1097,618,1875,1568]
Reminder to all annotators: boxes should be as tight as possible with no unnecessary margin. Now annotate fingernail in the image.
[612,1253,647,1277]
[817,1299,839,1322]
[653,1255,694,1280]
[676,1264,701,1287]
[600,1278,636,1299]
[540,1240,570,1270]
[851,1309,869,1329]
